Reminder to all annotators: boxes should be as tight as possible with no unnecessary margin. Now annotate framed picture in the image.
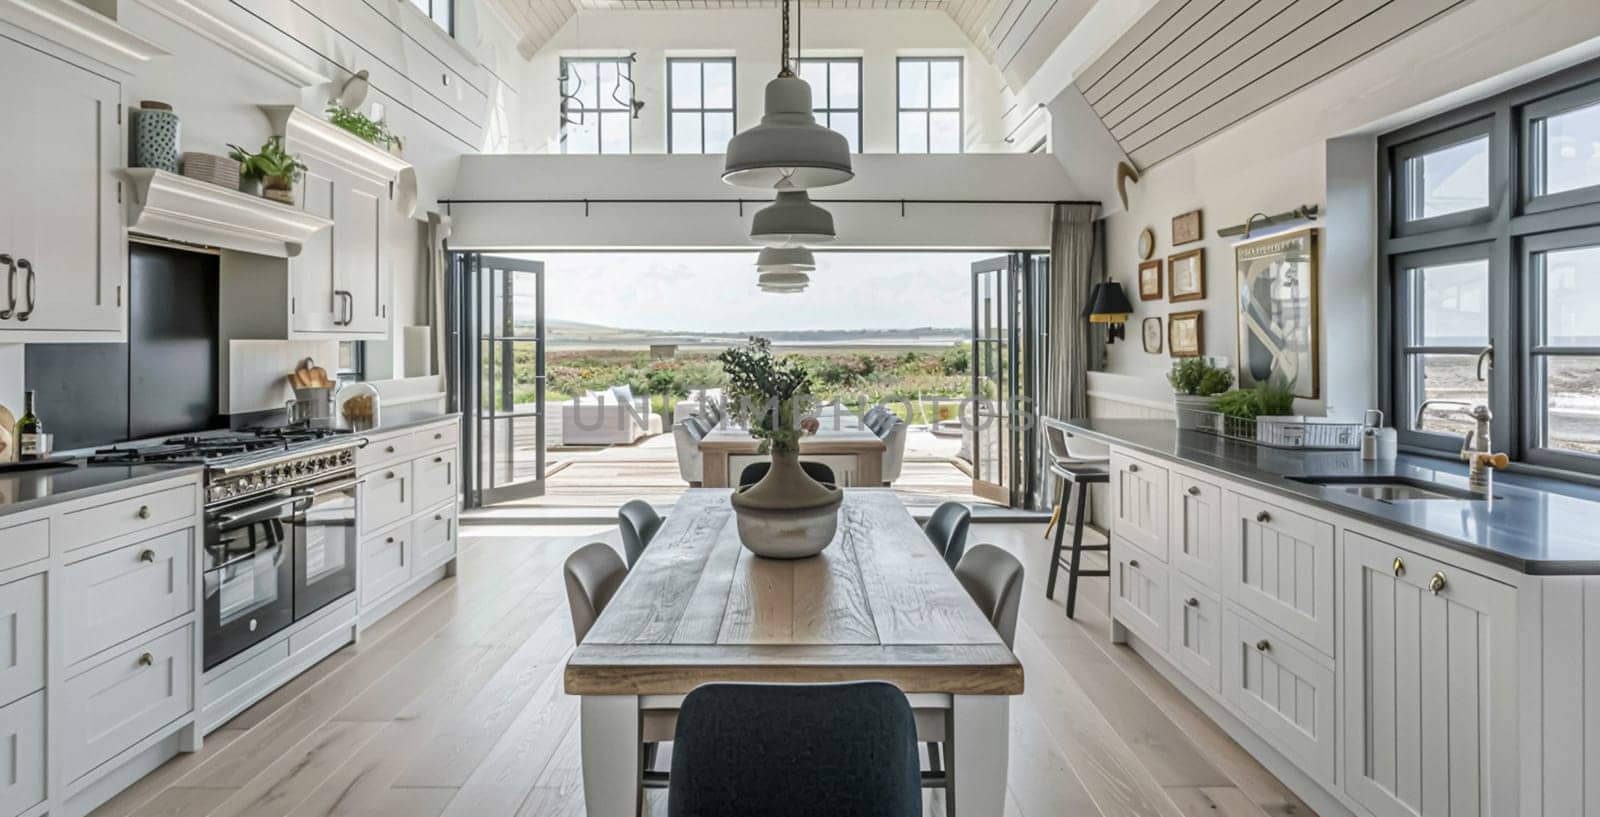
[1142,317,1163,354]
[1172,209,1203,245]
[1138,259,1163,300]
[1169,311,1202,357]
[1168,248,1205,302]
[1235,228,1320,398]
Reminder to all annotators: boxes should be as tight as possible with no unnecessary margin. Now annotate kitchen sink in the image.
[1286,475,1488,501]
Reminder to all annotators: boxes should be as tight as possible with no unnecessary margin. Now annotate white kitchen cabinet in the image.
[0,575,45,707]
[1111,452,1169,560]
[1169,472,1222,589]
[0,691,45,816]
[0,34,125,341]
[1168,572,1221,694]
[356,417,461,623]
[61,624,196,782]
[413,506,456,572]
[1343,531,1517,817]
[1222,607,1336,784]
[290,166,339,335]
[1111,538,1168,649]
[361,462,413,536]
[287,165,388,338]
[62,529,194,667]
[361,526,412,605]
[1223,493,1335,656]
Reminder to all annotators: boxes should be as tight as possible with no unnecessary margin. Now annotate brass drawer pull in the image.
[138,652,154,667]
[1429,571,1447,595]
[1184,597,1199,608]
[1127,463,1140,473]
[137,505,152,520]
[138,549,156,563]
[1187,486,1201,496]
[1255,639,1271,652]
[1255,510,1271,523]
[1392,557,1406,577]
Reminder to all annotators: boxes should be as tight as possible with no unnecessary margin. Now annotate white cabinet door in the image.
[1222,607,1336,784]
[1111,538,1168,650]
[361,463,412,537]
[0,575,45,707]
[0,691,45,816]
[361,528,411,605]
[62,625,195,782]
[290,164,339,334]
[62,529,194,667]
[1224,493,1335,656]
[0,36,124,338]
[1343,532,1516,817]
[1168,572,1221,694]
[339,175,388,337]
[1111,451,1169,560]
[1169,473,1222,589]
[413,508,455,572]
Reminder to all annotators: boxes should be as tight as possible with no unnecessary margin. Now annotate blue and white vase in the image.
[132,101,180,173]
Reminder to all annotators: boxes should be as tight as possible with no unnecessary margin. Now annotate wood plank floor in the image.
[92,520,1316,817]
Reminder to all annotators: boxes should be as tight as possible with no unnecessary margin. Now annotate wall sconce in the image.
[1084,281,1134,344]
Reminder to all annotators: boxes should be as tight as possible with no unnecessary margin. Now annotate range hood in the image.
[122,168,333,257]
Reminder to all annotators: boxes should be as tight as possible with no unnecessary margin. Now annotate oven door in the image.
[294,475,358,619]
[204,492,300,670]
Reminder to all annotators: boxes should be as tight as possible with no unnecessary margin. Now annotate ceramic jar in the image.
[132,101,180,173]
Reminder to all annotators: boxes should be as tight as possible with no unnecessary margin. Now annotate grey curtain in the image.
[1046,203,1101,422]
[427,211,452,386]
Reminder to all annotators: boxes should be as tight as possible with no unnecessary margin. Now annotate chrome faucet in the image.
[1455,404,1507,494]
[1414,399,1472,431]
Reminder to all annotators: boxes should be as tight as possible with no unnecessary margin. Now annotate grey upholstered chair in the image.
[954,544,1025,650]
[672,420,706,486]
[617,499,663,568]
[667,682,921,817]
[736,460,836,488]
[562,542,627,645]
[923,501,972,569]
[878,419,907,484]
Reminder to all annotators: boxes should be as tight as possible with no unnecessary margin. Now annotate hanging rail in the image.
[1217,204,1320,238]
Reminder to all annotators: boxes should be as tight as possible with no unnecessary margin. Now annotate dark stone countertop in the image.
[1064,418,1600,576]
[363,407,461,437]
[0,463,203,520]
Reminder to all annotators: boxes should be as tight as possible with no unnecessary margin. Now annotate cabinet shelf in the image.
[262,106,417,218]
[123,169,333,259]
[0,0,167,72]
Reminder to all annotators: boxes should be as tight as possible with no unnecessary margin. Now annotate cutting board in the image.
[0,404,13,463]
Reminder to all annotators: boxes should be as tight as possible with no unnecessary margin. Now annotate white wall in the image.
[513,8,1012,155]
[1090,0,1600,419]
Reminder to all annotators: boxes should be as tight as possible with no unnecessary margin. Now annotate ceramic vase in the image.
[729,448,843,559]
[132,102,180,173]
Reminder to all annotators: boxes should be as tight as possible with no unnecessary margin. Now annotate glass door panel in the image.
[465,255,546,506]
[971,256,1011,504]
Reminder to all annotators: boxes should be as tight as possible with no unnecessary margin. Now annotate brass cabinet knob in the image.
[386,536,396,544]
[434,432,443,440]
[1429,571,1447,595]
[138,549,156,563]
[1184,597,1199,608]
[1255,510,1271,523]
[386,472,396,480]
[1255,639,1271,652]
[137,505,152,520]
[1392,556,1406,577]
[1128,559,1140,568]
[1127,463,1140,473]
[434,456,444,463]
[386,445,396,453]
[1187,486,1201,496]
[138,652,154,667]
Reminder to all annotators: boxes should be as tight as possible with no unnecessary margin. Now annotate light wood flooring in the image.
[91,519,1315,817]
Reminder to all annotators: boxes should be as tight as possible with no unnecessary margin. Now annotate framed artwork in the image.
[1169,311,1203,357]
[1137,227,1156,260]
[1138,260,1163,300]
[1172,209,1203,245]
[1168,248,1205,302]
[1235,228,1320,398]
[1142,317,1163,354]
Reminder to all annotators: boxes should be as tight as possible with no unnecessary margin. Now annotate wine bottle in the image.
[16,391,42,461]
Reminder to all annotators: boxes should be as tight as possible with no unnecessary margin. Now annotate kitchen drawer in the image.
[413,449,457,511]
[63,625,195,782]
[361,463,412,536]
[412,422,456,451]
[62,529,194,666]
[1222,607,1335,784]
[361,527,411,605]
[0,691,45,816]
[358,430,426,471]
[0,575,45,706]
[1110,451,1169,561]
[1168,572,1222,695]
[1224,493,1335,656]
[0,518,48,571]
[413,506,456,571]
[1169,473,1222,589]
[59,482,197,552]
[1111,537,1168,650]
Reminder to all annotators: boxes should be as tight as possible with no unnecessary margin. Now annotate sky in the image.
[510,251,994,333]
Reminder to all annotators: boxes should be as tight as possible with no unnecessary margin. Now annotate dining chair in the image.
[1042,417,1110,618]
[922,501,972,569]
[618,499,663,568]
[667,682,921,817]
[736,460,837,488]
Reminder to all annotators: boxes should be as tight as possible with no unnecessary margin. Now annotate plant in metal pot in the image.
[228,137,306,204]
[1168,357,1233,429]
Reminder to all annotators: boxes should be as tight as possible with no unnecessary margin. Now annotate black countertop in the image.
[0,463,203,520]
[366,406,461,436]
[1064,419,1600,576]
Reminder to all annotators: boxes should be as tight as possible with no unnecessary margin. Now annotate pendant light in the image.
[750,190,835,248]
[758,271,810,293]
[755,246,817,273]
[722,0,853,190]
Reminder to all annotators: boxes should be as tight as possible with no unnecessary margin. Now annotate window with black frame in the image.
[407,0,451,34]
[1381,62,1600,474]
[668,58,736,154]
[561,57,633,155]
[798,57,862,152]
[897,57,962,154]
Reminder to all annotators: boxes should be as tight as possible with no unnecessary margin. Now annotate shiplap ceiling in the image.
[1076,0,1472,169]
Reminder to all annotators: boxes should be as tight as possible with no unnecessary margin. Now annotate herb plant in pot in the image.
[719,338,842,559]
[1167,357,1233,430]
[229,137,306,205]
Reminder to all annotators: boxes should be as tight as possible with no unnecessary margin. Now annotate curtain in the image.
[1046,203,1101,422]
[427,211,452,389]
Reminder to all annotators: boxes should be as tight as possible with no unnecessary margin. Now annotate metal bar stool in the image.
[1042,419,1110,619]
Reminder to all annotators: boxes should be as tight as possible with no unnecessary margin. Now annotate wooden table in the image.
[565,489,1024,817]
[698,428,887,488]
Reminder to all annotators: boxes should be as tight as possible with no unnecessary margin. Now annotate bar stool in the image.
[1042,419,1110,619]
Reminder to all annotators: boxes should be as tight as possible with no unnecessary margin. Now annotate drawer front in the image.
[1168,572,1222,694]
[1111,538,1168,650]
[0,519,48,571]
[1111,452,1169,560]
[63,529,195,666]
[1169,473,1222,589]
[357,431,420,471]
[1224,494,1335,656]
[60,483,197,551]
[0,691,46,816]
[63,625,195,781]
[413,507,456,571]
[1222,608,1335,784]
[411,423,456,451]
[361,463,413,536]
[0,576,45,706]
[361,528,411,605]
[413,449,457,511]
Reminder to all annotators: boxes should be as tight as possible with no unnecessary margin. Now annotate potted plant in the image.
[229,137,306,205]
[1209,380,1296,440]
[1167,357,1233,429]
[718,337,841,559]
[326,104,403,154]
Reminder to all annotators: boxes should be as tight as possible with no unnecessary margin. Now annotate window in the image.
[668,58,736,154]
[407,0,451,34]
[897,57,962,153]
[798,58,862,152]
[561,57,633,155]
[337,342,366,384]
[1381,59,1600,476]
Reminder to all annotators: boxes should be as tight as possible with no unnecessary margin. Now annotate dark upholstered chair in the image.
[922,501,972,569]
[617,499,663,568]
[736,460,837,488]
[667,682,921,817]
[562,542,627,645]
[955,544,1025,650]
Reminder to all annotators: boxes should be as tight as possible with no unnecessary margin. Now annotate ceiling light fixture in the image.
[756,246,817,273]
[758,271,810,293]
[750,191,835,248]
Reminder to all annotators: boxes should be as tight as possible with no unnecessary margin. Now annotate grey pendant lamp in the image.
[756,246,817,272]
[758,270,810,293]
[722,0,853,191]
[751,190,835,247]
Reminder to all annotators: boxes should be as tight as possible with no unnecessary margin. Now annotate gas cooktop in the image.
[87,426,352,467]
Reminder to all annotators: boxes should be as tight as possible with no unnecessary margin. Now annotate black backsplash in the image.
[25,244,221,449]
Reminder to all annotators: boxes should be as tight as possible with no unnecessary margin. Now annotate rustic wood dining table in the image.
[564,488,1024,817]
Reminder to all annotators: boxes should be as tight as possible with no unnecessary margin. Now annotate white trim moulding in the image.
[0,0,167,71]
[135,0,329,87]
[263,105,412,183]
[123,168,333,258]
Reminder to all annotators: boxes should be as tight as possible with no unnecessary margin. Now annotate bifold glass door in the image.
[970,253,1047,509]
[456,254,546,507]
